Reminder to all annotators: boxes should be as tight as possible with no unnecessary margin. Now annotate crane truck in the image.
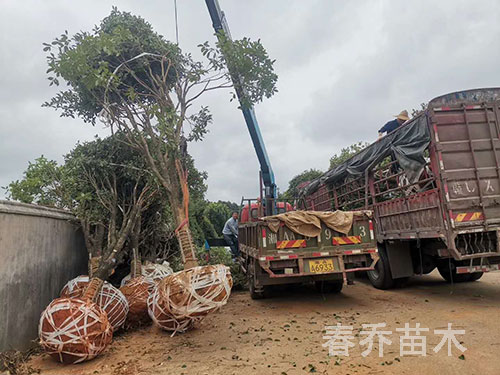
[204,0,377,298]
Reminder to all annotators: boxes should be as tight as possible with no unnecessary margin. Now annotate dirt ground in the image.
[28,271,500,375]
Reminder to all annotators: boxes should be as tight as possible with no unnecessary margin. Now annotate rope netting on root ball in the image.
[60,275,129,332]
[148,264,232,334]
[120,261,174,287]
[39,278,113,364]
[120,275,155,326]
[147,285,197,334]
[119,251,155,327]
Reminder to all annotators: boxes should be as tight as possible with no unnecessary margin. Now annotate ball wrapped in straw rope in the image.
[120,261,174,287]
[147,285,196,334]
[39,279,112,364]
[120,275,155,326]
[149,264,232,333]
[142,261,174,281]
[60,275,128,332]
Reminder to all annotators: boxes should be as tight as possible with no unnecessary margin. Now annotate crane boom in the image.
[204,0,277,215]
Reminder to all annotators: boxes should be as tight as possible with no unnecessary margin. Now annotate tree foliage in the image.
[281,169,323,199]
[6,137,238,272]
[8,134,157,278]
[329,141,369,169]
[43,8,277,268]
[202,201,234,236]
[43,8,181,124]
[6,156,63,206]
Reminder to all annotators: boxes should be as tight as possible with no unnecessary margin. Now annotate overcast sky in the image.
[1,0,500,203]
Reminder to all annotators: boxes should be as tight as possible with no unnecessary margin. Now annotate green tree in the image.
[329,141,369,169]
[6,156,63,206]
[282,169,323,199]
[203,202,233,236]
[6,139,216,271]
[7,134,156,279]
[43,8,277,268]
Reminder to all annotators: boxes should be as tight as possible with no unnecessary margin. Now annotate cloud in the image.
[1,0,500,203]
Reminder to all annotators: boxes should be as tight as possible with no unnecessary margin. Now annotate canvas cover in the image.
[300,115,430,196]
[262,210,364,237]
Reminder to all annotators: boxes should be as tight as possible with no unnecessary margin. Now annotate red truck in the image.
[299,88,500,289]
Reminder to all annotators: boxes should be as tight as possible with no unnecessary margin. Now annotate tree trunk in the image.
[92,200,143,280]
[131,214,141,257]
[166,158,199,269]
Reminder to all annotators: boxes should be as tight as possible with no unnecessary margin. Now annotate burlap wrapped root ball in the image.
[120,261,174,287]
[149,264,232,333]
[60,275,129,332]
[120,276,155,326]
[39,297,112,364]
[147,286,195,333]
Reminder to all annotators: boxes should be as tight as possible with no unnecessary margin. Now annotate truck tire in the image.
[437,261,471,283]
[367,247,395,289]
[248,259,266,300]
[315,280,343,294]
[469,272,484,281]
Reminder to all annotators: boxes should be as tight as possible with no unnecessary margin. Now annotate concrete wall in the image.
[0,200,88,352]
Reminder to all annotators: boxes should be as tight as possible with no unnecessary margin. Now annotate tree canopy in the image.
[329,141,369,169]
[42,8,278,269]
[6,135,238,273]
[281,169,323,199]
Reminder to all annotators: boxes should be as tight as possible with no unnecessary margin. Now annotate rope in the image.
[39,298,112,364]
[174,158,198,267]
[147,286,197,336]
[150,265,232,332]
[88,257,101,277]
[131,248,142,278]
[120,276,155,325]
[61,275,129,332]
[120,261,174,287]
[176,226,198,265]
[82,278,104,302]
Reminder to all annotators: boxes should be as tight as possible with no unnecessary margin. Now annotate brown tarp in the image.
[261,210,370,237]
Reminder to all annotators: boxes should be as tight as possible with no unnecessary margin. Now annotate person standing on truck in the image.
[378,110,410,140]
[223,211,240,260]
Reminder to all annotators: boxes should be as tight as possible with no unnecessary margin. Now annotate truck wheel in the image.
[248,260,266,300]
[367,247,395,289]
[437,261,470,283]
[315,280,343,294]
[249,277,265,299]
[393,276,410,288]
[469,272,484,281]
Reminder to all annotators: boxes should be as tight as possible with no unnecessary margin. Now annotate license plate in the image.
[309,258,335,274]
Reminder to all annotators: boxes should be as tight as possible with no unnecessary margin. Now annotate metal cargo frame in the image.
[301,88,500,263]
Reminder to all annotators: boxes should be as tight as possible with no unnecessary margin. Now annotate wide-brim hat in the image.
[394,110,410,121]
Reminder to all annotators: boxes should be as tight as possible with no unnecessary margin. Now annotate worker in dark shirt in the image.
[223,211,240,260]
[378,110,410,140]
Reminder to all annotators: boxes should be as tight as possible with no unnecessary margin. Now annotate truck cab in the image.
[240,201,293,223]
